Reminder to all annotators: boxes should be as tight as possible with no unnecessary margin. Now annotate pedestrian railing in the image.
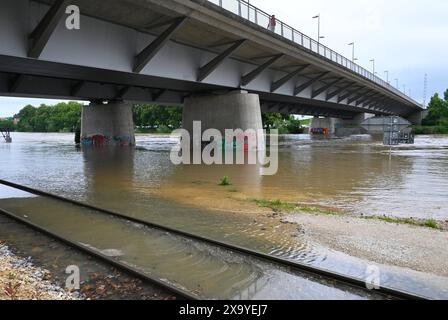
[207,0,414,102]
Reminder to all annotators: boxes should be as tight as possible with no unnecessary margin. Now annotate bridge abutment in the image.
[81,101,135,147]
[182,91,264,148]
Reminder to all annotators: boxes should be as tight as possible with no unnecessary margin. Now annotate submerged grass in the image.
[254,199,442,230]
[253,199,338,216]
[365,215,441,230]
[219,176,231,186]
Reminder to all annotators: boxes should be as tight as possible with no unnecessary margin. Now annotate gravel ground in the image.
[0,242,74,300]
[284,213,448,277]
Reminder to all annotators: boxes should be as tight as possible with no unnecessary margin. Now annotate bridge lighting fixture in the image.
[312,14,324,44]
[369,59,375,75]
[348,42,357,62]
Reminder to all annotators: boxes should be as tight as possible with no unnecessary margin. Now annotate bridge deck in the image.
[0,0,423,119]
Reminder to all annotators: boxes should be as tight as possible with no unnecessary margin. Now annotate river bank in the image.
[283,210,448,277]
[153,184,448,278]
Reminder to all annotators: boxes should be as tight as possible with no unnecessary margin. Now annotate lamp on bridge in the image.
[348,42,358,62]
[312,14,325,44]
[370,59,376,75]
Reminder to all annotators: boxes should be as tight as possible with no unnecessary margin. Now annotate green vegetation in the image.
[413,125,448,135]
[416,89,448,134]
[12,102,82,133]
[7,102,310,135]
[254,199,441,230]
[262,113,306,134]
[254,199,337,215]
[0,118,15,129]
[133,104,182,133]
[364,216,440,230]
[219,176,231,186]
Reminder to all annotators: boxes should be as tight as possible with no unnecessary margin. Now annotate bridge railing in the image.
[207,0,413,102]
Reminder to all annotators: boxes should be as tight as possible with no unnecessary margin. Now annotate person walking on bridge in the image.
[268,15,277,32]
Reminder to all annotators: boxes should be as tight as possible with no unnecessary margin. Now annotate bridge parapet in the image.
[204,0,417,105]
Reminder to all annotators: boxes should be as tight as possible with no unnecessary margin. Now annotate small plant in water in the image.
[219,176,231,186]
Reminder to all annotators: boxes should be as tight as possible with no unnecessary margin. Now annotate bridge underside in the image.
[0,55,358,119]
[0,0,422,120]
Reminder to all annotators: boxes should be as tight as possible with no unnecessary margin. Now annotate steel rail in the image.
[0,179,428,300]
[0,206,199,300]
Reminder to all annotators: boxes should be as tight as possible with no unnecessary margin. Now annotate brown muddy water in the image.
[0,133,447,299]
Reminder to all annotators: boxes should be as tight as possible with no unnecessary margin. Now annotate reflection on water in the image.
[1,133,448,298]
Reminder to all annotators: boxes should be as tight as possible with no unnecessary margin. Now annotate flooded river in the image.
[0,133,447,298]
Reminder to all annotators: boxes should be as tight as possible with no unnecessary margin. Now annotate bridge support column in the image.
[81,101,135,146]
[182,91,264,148]
[310,113,374,135]
[406,110,428,125]
[310,117,340,134]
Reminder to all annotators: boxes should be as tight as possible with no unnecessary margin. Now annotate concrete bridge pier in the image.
[310,113,374,135]
[81,101,135,147]
[182,91,264,149]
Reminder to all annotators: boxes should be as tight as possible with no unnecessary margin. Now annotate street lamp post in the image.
[370,59,375,75]
[312,14,325,44]
[384,70,389,83]
[348,42,357,62]
[394,78,399,89]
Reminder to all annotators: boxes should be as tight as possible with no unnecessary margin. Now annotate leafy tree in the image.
[423,90,448,126]
[262,113,304,134]
[0,119,15,130]
[133,105,182,132]
[15,102,82,132]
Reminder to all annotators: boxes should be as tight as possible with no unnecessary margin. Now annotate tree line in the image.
[415,89,448,134]
[3,102,305,134]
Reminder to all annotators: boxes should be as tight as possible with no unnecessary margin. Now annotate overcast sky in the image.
[1,0,447,117]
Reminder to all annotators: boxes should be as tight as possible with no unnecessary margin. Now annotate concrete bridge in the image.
[0,0,424,145]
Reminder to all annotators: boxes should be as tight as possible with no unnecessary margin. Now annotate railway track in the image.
[0,179,428,300]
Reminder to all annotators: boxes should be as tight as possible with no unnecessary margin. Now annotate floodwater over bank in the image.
[0,133,447,298]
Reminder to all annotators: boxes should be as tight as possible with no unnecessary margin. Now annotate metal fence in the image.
[207,0,412,102]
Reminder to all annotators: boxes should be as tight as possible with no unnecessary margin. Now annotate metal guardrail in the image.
[207,0,417,104]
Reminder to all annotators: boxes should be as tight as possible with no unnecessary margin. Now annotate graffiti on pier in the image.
[81,135,134,147]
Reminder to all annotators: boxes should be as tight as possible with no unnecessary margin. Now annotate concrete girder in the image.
[152,89,167,101]
[71,80,85,96]
[347,89,373,105]
[294,72,330,96]
[115,86,132,100]
[28,0,70,59]
[338,87,363,103]
[9,75,26,93]
[355,91,377,106]
[361,93,382,108]
[270,64,309,93]
[197,39,246,82]
[133,16,187,73]
[326,82,356,101]
[241,54,284,86]
[312,77,344,99]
